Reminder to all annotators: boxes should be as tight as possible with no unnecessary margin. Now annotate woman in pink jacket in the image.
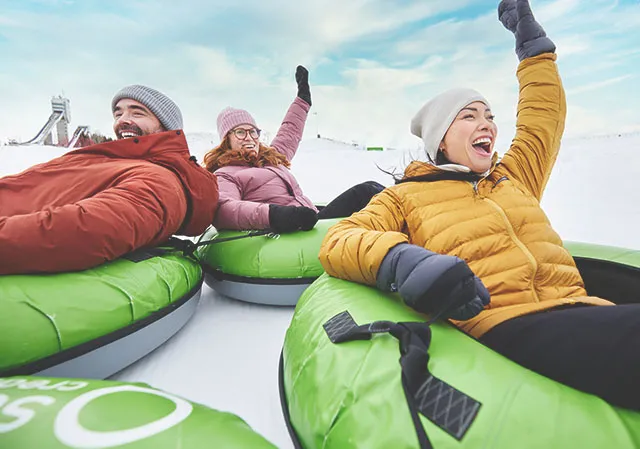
[203,65,384,233]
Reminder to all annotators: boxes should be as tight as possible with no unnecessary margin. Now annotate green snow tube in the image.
[197,218,342,306]
[0,376,275,448]
[280,242,640,448]
[0,250,203,379]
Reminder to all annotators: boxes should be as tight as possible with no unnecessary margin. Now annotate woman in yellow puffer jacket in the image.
[319,0,639,411]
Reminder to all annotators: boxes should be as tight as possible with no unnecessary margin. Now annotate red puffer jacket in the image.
[0,130,219,274]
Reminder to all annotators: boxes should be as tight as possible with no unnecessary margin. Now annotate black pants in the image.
[317,181,385,220]
[480,304,640,410]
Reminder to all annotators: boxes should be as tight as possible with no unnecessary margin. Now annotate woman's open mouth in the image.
[471,136,492,157]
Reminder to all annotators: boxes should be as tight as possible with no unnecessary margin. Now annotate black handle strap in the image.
[122,230,278,263]
[324,311,481,447]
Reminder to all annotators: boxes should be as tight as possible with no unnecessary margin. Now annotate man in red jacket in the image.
[0,85,219,275]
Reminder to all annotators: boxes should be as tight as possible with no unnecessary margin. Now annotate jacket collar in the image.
[67,130,189,161]
[398,152,499,184]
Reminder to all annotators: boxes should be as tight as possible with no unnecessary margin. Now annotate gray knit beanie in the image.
[111,85,183,131]
[410,88,490,163]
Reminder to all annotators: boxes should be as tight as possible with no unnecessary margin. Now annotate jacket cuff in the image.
[376,243,435,292]
[257,202,271,228]
[292,96,310,113]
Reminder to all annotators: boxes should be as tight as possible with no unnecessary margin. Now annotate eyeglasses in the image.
[231,128,261,140]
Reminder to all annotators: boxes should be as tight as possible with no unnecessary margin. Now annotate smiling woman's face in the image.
[227,126,261,154]
[439,101,498,173]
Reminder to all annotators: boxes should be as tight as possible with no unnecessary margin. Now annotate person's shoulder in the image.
[214,165,244,174]
[116,158,180,181]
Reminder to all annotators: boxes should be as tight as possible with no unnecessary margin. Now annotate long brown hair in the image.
[203,136,291,172]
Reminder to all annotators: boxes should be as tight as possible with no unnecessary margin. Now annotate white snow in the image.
[2,131,640,447]
[0,144,69,178]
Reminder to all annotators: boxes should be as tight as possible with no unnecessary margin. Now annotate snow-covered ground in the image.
[2,132,640,447]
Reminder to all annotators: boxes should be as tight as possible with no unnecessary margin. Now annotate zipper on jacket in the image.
[470,171,492,194]
[470,177,541,302]
[482,197,541,303]
[492,176,509,191]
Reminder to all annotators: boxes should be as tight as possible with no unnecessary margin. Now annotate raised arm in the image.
[497,0,565,200]
[270,66,311,161]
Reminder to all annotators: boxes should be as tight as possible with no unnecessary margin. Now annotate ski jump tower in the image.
[46,96,71,145]
[25,95,71,146]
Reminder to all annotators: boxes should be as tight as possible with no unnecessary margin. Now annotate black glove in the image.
[295,65,312,106]
[498,0,556,61]
[377,244,490,321]
[268,204,318,233]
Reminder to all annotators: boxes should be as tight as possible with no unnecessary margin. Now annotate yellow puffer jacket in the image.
[319,53,613,338]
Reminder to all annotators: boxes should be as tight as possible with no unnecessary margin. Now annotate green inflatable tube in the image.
[281,243,640,448]
[0,250,203,379]
[197,218,342,306]
[0,376,275,448]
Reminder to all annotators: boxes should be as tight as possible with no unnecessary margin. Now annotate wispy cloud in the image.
[0,16,18,26]
[568,74,634,95]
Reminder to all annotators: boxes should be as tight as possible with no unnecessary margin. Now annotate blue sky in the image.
[0,0,638,149]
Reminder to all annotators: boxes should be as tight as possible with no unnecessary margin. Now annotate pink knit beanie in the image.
[216,107,258,141]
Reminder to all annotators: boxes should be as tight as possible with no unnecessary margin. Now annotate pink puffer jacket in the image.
[213,97,315,230]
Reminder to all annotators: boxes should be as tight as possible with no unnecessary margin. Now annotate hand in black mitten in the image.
[427,265,491,321]
[498,0,555,61]
[376,244,490,321]
[268,204,318,233]
[295,65,312,106]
